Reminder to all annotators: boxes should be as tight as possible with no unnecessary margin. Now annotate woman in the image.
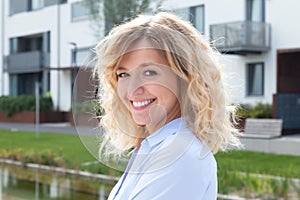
[95,12,241,200]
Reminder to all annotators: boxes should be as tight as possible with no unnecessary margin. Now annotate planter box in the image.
[0,111,68,123]
[243,118,283,138]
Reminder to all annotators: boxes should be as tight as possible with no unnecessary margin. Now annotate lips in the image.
[131,99,155,110]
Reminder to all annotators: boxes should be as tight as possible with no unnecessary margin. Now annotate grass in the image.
[1,128,300,178]
[0,129,122,176]
[215,150,300,179]
[0,129,93,165]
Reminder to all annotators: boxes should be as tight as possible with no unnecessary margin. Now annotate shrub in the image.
[236,103,272,119]
[72,100,104,116]
[0,95,53,116]
[0,148,65,167]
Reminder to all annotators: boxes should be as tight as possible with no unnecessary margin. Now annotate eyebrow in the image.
[116,62,159,71]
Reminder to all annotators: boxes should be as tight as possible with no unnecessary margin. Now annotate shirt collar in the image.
[141,117,184,148]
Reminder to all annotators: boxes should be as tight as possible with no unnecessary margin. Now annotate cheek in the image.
[160,87,179,106]
[116,82,128,104]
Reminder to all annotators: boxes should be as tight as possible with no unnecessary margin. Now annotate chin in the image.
[132,116,149,126]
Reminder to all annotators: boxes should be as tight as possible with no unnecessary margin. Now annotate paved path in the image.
[1,122,300,156]
[0,122,77,134]
[240,134,300,156]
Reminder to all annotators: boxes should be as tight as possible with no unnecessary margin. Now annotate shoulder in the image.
[167,125,217,169]
[129,128,217,199]
[172,129,217,178]
[139,125,217,174]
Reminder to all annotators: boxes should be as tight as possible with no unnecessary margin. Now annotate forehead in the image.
[117,39,168,69]
[127,38,156,51]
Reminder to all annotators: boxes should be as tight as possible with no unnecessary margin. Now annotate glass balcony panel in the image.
[210,21,271,54]
[7,51,50,73]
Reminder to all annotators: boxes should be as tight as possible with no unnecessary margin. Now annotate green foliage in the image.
[236,102,272,119]
[0,148,65,167]
[216,151,300,198]
[73,100,104,116]
[0,95,53,116]
[218,162,298,199]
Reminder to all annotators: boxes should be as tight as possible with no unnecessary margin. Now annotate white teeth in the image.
[132,100,153,107]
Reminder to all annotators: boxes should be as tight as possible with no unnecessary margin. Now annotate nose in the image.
[127,74,145,97]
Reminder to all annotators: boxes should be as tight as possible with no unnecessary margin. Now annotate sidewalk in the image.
[240,134,300,156]
[1,122,300,156]
[0,122,77,134]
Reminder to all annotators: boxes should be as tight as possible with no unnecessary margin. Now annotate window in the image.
[75,47,96,67]
[29,0,44,11]
[10,0,66,15]
[9,73,39,96]
[10,38,18,54]
[190,5,205,34]
[246,63,264,96]
[173,5,205,34]
[10,33,45,54]
[71,1,90,21]
[246,0,265,22]
[9,0,28,15]
[43,0,67,7]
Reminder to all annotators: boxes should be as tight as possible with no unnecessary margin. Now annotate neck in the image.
[146,112,181,134]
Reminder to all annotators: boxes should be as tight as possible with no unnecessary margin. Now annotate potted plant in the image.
[235,103,273,132]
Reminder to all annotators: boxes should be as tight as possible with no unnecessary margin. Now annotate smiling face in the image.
[116,40,181,134]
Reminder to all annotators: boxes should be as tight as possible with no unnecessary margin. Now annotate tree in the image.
[84,0,163,38]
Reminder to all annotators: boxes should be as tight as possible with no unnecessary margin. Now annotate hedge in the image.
[0,95,53,116]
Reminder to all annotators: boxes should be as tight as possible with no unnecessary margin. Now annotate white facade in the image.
[164,0,300,105]
[0,0,99,111]
[1,0,300,112]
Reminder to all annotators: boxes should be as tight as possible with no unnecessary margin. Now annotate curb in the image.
[0,158,119,182]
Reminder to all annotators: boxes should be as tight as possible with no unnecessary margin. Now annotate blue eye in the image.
[144,70,157,76]
[117,72,129,78]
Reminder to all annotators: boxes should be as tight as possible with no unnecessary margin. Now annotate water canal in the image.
[0,163,116,200]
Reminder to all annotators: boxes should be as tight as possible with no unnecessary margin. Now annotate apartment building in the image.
[0,0,99,112]
[164,0,300,130]
[1,0,299,129]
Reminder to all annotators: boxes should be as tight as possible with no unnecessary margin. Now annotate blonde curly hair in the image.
[95,12,241,156]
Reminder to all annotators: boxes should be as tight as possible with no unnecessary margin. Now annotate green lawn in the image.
[215,150,300,179]
[1,129,300,179]
[0,129,94,166]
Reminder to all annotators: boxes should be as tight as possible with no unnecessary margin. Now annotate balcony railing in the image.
[210,21,271,55]
[7,51,50,73]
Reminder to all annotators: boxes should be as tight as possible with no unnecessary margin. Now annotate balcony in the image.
[10,0,67,15]
[6,51,50,74]
[210,21,271,55]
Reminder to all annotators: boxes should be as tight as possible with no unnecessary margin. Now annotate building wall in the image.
[0,0,3,96]
[1,0,99,111]
[1,0,300,111]
[163,0,300,105]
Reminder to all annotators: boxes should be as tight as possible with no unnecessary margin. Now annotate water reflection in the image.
[0,164,115,200]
